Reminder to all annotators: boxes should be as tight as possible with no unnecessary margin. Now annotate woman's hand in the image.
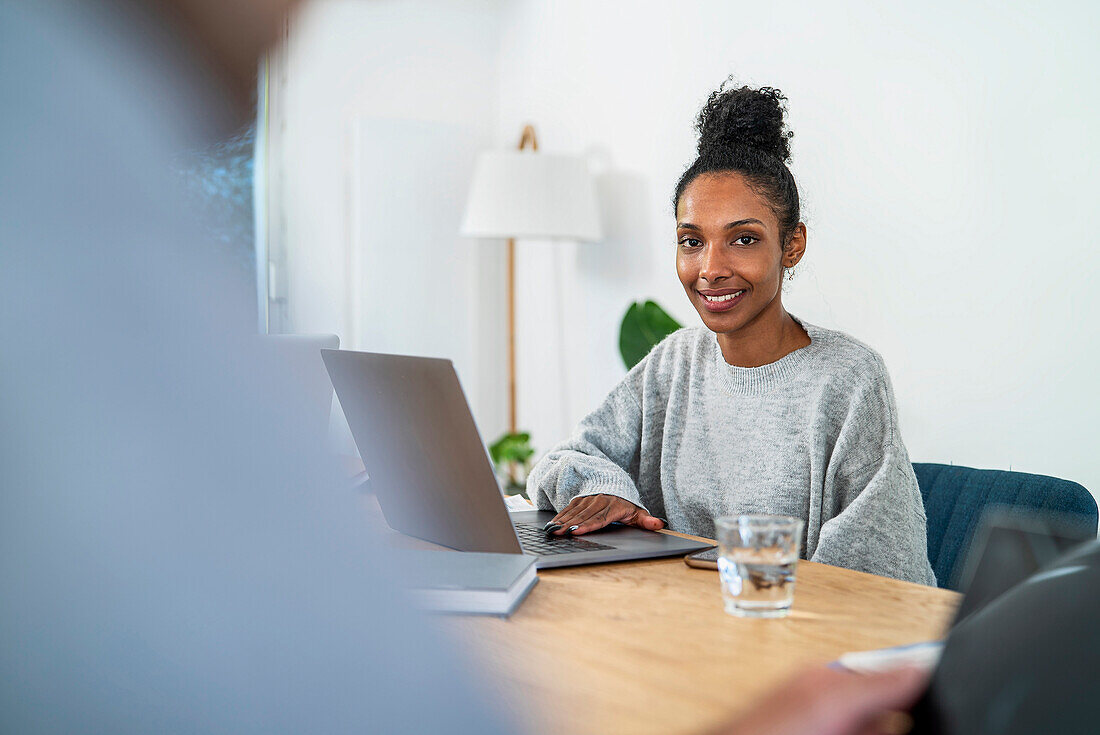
[544,494,666,536]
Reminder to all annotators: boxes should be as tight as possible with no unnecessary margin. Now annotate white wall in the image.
[497,0,1100,501]
[276,0,1100,501]
[273,0,508,440]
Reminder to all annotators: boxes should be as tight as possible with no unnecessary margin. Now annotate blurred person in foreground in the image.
[5,2,1089,735]
[0,0,508,731]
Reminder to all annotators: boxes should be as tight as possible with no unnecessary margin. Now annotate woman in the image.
[528,82,935,585]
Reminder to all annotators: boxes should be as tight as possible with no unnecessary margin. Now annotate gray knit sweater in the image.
[528,320,936,586]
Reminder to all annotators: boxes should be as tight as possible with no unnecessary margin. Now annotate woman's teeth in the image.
[703,290,744,303]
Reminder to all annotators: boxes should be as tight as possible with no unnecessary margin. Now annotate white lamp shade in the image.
[461,150,602,241]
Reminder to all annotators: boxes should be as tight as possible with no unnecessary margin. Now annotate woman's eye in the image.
[679,238,702,248]
[733,236,758,247]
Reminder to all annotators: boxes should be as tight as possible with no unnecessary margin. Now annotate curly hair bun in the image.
[696,83,793,163]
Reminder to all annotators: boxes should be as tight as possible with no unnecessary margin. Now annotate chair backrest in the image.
[913,463,1098,590]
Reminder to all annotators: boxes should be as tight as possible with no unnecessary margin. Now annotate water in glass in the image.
[716,514,803,618]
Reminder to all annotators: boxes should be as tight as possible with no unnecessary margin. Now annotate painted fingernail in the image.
[656,517,669,528]
[542,521,556,531]
[544,524,562,535]
[567,525,580,534]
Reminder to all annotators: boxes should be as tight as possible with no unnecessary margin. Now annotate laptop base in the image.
[509,510,713,569]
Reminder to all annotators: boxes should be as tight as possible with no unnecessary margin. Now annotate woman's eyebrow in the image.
[676,219,764,231]
[724,218,764,229]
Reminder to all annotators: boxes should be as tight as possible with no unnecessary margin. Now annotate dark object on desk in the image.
[909,536,1100,735]
[950,510,1093,624]
[321,349,712,567]
[914,462,1097,590]
[403,550,538,617]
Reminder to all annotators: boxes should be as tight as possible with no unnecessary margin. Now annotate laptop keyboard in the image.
[515,523,615,555]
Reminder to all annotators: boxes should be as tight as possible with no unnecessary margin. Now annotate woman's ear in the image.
[783,223,807,268]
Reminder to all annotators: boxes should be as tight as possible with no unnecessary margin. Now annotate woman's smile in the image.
[697,287,747,312]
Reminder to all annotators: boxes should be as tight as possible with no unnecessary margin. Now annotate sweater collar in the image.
[710,316,824,396]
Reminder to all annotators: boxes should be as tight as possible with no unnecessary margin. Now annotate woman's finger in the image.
[549,495,617,535]
[626,510,667,531]
[567,498,624,535]
[569,497,644,535]
[555,495,616,535]
[547,496,593,528]
[548,496,602,533]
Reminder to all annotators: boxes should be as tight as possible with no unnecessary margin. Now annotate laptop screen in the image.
[909,512,1099,734]
[950,511,1092,625]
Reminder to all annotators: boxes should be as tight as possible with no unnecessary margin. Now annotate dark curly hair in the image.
[673,81,801,248]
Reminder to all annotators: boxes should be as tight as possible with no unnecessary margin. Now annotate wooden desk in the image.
[349,480,958,735]
[443,534,960,735]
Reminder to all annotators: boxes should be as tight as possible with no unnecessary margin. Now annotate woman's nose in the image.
[699,243,732,283]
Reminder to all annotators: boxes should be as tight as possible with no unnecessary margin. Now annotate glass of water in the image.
[715,514,804,618]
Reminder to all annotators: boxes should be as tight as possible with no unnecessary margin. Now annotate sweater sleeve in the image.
[810,360,937,586]
[527,368,650,514]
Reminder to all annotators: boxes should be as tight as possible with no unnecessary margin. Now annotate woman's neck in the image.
[716,305,810,368]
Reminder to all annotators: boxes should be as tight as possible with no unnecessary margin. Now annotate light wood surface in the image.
[442,531,960,735]
[349,482,958,735]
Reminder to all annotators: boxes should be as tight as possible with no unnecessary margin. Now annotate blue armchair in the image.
[913,463,1098,590]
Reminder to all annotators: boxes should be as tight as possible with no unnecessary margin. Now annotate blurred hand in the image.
[708,666,929,735]
[545,494,666,536]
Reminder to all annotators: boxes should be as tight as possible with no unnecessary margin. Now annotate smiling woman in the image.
[676,175,809,368]
[527,81,936,586]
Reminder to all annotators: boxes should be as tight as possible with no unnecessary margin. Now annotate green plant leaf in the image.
[489,431,534,464]
[619,300,682,369]
[489,430,536,496]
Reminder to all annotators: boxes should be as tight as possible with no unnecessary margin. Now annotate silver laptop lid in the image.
[322,349,522,554]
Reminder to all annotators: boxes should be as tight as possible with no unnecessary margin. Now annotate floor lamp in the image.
[461,125,601,443]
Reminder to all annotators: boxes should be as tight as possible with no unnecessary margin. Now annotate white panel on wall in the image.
[273,0,507,447]
[351,118,494,433]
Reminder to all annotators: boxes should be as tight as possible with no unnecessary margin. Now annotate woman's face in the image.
[675,173,803,338]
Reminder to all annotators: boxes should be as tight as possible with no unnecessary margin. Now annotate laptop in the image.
[321,349,712,568]
[948,508,1094,624]
[837,508,1096,674]
[908,510,1098,733]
